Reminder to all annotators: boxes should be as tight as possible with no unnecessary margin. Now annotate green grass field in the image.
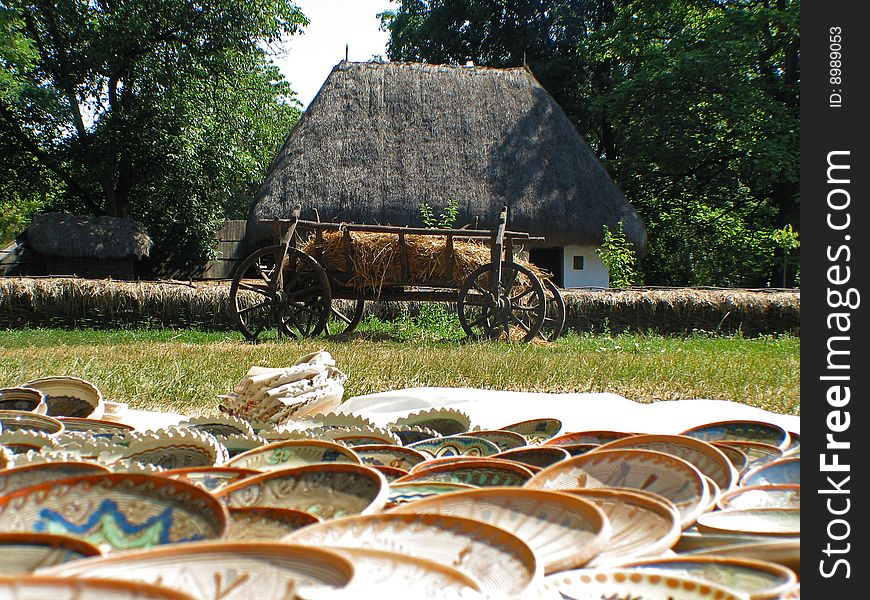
[0,309,800,418]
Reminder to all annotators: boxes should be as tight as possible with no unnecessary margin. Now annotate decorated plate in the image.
[0,410,64,436]
[494,446,570,470]
[536,569,747,600]
[0,429,59,453]
[407,435,499,459]
[0,532,102,574]
[41,542,354,599]
[213,433,267,457]
[0,575,195,599]
[120,428,228,469]
[177,414,255,437]
[408,455,483,473]
[350,444,427,471]
[558,443,600,457]
[696,509,800,537]
[714,444,750,475]
[390,425,441,446]
[386,481,477,508]
[500,418,562,445]
[563,488,682,567]
[217,463,390,520]
[682,421,789,450]
[56,417,135,436]
[227,506,321,540]
[285,512,541,597]
[0,462,110,498]
[388,408,471,437]
[371,465,409,482]
[298,547,485,599]
[0,473,228,552]
[395,458,535,487]
[21,376,104,419]
[674,529,792,554]
[716,442,783,468]
[227,439,361,471]
[741,458,800,487]
[622,555,797,600]
[525,449,710,528]
[0,388,47,414]
[718,485,801,511]
[595,434,738,491]
[160,466,259,492]
[691,539,800,575]
[465,429,528,452]
[544,430,632,447]
[390,487,611,573]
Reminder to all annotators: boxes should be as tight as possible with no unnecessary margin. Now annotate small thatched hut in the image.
[18,213,153,279]
[249,60,645,288]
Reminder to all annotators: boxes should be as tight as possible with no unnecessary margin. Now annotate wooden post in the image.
[399,233,411,281]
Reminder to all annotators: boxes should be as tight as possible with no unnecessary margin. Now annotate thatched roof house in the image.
[14,213,153,279]
[249,60,645,287]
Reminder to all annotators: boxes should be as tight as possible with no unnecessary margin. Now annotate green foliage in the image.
[382,0,799,287]
[0,0,306,270]
[419,199,460,229]
[596,221,642,288]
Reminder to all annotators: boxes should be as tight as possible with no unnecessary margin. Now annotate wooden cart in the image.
[228,205,565,343]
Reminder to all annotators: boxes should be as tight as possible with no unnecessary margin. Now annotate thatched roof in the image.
[26,213,153,259]
[249,60,646,251]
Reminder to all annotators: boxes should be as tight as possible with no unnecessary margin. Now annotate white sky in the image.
[273,0,395,109]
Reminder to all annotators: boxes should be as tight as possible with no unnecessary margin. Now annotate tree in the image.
[0,0,307,269]
[381,0,799,287]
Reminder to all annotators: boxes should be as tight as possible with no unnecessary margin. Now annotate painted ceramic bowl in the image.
[407,435,499,459]
[227,439,361,471]
[352,444,429,471]
[120,428,228,470]
[389,487,611,573]
[226,506,321,540]
[0,575,196,599]
[695,508,800,537]
[465,429,528,452]
[716,442,783,469]
[216,463,390,520]
[371,465,409,482]
[682,420,790,450]
[306,547,484,599]
[622,555,797,600]
[56,417,134,436]
[0,532,102,574]
[285,512,541,598]
[21,376,104,419]
[0,429,59,454]
[407,455,484,473]
[178,414,255,437]
[494,446,570,469]
[544,430,632,447]
[388,408,471,437]
[525,449,710,528]
[558,443,600,457]
[385,482,477,508]
[718,485,801,511]
[595,434,739,491]
[500,418,562,444]
[0,410,64,436]
[41,542,355,599]
[213,433,267,458]
[537,569,747,600]
[691,539,800,575]
[562,488,682,567]
[395,458,535,487]
[0,388,47,414]
[740,458,800,487]
[714,443,750,475]
[0,462,110,498]
[390,426,441,446]
[0,473,228,553]
[159,466,259,492]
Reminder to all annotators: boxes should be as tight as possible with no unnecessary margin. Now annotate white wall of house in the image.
[562,244,609,288]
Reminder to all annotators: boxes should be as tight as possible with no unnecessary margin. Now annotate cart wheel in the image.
[229,245,331,342]
[326,296,366,337]
[540,278,567,341]
[458,262,546,342]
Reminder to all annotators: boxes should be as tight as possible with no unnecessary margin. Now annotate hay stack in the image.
[301,230,549,291]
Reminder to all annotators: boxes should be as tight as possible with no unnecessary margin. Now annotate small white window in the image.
[573,255,584,270]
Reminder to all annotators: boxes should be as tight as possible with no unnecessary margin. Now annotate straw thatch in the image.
[249,61,646,251]
[26,213,153,259]
[0,277,798,336]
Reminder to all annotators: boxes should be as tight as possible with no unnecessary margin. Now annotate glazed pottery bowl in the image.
[0,388,47,414]
[536,568,747,600]
[227,439,361,471]
[0,575,196,599]
[0,532,102,574]
[21,376,104,419]
[226,506,321,540]
[395,458,535,487]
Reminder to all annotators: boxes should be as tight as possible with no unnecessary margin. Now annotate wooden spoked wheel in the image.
[229,245,331,342]
[326,295,366,337]
[458,262,546,342]
[540,278,567,341]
